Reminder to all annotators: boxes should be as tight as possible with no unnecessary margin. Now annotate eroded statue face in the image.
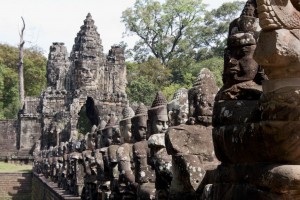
[76,66,97,89]
[242,1,256,17]
[102,127,113,147]
[120,122,133,143]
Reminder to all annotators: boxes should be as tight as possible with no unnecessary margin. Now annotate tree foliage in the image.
[0,44,47,119]
[126,57,172,104]
[0,64,20,119]
[122,0,245,64]
[123,0,245,103]
[122,0,206,65]
[193,1,245,59]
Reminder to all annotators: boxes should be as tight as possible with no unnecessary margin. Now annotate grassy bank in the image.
[0,162,32,173]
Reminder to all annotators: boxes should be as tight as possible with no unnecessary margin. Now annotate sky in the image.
[0,0,244,56]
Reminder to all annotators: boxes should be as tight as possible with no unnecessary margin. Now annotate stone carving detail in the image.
[167,88,189,126]
[70,13,103,91]
[199,1,300,199]
[166,69,219,199]
[130,103,156,200]
[46,42,70,90]
[147,91,172,199]
[188,68,219,125]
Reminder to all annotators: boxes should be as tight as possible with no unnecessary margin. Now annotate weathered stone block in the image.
[166,125,214,158]
[200,164,300,199]
[213,123,265,164]
[254,29,300,79]
[213,100,261,126]
[170,154,207,192]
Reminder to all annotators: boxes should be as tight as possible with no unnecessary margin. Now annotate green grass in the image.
[0,162,32,173]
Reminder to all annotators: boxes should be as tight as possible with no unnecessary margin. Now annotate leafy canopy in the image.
[122,0,206,65]
[123,0,245,102]
[0,44,47,119]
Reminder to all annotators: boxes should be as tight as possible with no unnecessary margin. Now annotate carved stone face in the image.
[169,109,188,126]
[120,120,132,143]
[101,127,120,147]
[102,127,113,147]
[150,115,169,135]
[223,43,258,86]
[47,68,58,87]
[76,65,97,89]
[131,116,148,142]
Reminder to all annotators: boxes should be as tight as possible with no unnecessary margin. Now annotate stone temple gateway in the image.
[0,13,128,158]
[3,0,300,199]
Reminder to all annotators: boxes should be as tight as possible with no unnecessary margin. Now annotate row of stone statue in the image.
[33,0,300,198]
[33,68,219,200]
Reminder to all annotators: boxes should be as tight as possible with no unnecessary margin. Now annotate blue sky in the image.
[0,0,245,56]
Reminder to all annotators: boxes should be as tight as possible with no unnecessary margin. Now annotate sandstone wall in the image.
[0,120,18,158]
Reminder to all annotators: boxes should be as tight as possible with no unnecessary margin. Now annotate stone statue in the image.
[166,69,219,199]
[216,0,267,101]
[131,103,156,200]
[117,106,136,199]
[69,139,85,196]
[167,88,189,126]
[147,91,172,199]
[81,125,98,199]
[99,117,120,199]
[188,68,219,126]
[212,0,266,164]
[46,42,70,90]
[201,0,300,198]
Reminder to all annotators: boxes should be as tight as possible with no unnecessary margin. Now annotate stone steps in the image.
[0,173,32,199]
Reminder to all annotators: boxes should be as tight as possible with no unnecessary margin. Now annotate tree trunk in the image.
[18,17,25,107]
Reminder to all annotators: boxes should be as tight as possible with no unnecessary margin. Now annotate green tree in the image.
[126,75,158,105]
[0,44,47,97]
[123,0,245,100]
[0,64,20,119]
[126,57,172,105]
[190,57,224,87]
[122,0,206,65]
[0,44,47,119]
[194,1,246,59]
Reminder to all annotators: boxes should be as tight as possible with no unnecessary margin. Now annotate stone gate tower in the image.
[38,13,128,149]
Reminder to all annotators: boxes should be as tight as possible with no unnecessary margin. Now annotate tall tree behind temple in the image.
[122,0,244,65]
[122,0,207,66]
[123,0,245,102]
[0,44,47,119]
